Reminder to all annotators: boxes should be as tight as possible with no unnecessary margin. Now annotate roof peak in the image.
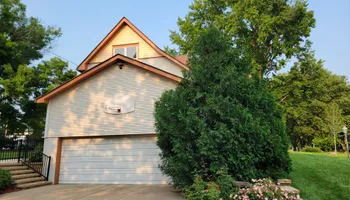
[76,17,189,72]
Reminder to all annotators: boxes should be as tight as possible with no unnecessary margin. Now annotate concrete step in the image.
[10,169,34,175]
[0,163,23,167]
[12,173,40,180]
[15,176,45,184]
[277,179,292,186]
[17,181,52,189]
[0,166,28,171]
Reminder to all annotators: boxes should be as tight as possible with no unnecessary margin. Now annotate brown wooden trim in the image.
[77,17,189,72]
[54,137,63,185]
[140,55,165,59]
[36,54,182,104]
[112,43,139,48]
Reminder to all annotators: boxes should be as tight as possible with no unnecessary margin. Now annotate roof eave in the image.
[36,54,182,104]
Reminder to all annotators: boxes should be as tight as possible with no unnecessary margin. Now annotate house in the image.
[36,17,188,184]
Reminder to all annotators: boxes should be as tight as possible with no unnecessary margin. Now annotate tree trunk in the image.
[334,132,337,154]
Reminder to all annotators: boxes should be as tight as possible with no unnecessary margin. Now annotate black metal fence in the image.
[0,137,19,162]
[0,135,51,180]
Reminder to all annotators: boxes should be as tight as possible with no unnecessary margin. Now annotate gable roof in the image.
[36,54,182,104]
[175,55,188,65]
[77,17,189,72]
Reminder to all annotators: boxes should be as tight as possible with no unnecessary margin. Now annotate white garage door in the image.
[59,135,168,184]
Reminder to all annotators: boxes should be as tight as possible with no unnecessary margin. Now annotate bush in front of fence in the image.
[0,169,12,191]
[29,144,43,162]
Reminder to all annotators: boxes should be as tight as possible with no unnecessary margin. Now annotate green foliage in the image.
[0,0,61,72]
[184,176,221,200]
[0,169,12,191]
[29,144,43,162]
[163,46,179,57]
[155,28,291,189]
[215,171,237,200]
[0,0,77,136]
[270,50,350,149]
[233,178,301,200]
[169,0,315,76]
[301,146,323,153]
[312,137,335,152]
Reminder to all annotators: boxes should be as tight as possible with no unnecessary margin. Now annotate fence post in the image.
[46,156,51,181]
[17,140,22,163]
[24,144,27,162]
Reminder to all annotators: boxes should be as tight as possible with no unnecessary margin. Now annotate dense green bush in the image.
[0,169,12,191]
[29,144,43,162]
[312,136,342,152]
[155,28,291,189]
[215,171,237,200]
[184,176,221,200]
[302,146,323,153]
[312,137,333,151]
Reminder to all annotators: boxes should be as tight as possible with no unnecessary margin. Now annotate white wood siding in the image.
[46,63,177,137]
[140,57,184,78]
[59,136,168,184]
[90,25,161,63]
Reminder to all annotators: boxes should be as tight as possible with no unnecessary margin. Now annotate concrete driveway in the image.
[1,184,184,200]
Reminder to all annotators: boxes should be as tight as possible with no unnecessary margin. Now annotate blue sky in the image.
[22,0,350,78]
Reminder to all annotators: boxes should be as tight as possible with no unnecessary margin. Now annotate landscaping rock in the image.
[279,185,300,195]
[277,179,292,186]
[233,181,251,188]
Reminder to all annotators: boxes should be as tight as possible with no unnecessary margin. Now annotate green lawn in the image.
[0,151,19,160]
[289,152,350,200]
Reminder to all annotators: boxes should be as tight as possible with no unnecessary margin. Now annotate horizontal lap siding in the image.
[59,136,168,184]
[46,63,176,137]
[140,57,184,78]
[90,25,161,63]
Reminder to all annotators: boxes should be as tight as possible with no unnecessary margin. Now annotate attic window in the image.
[113,46,137,59]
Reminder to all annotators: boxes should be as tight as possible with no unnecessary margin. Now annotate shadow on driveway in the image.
[1,184,184,200]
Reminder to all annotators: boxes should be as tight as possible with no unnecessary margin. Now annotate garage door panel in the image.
[61,149,161,157]
[59,136,168,184]
[62,137,157,145]
[61,143,159,151]
[61,155,160,162]
[59,167,161,174]
[60,180,166,184]
[59,173,165,181]
[60,161,160,169]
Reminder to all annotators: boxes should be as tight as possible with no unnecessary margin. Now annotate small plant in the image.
[301,146,323,153]
[0,169,12,191]
[232,179,300,200]
[185,176,221,200]
[29,144,43,162]
[215,171,237,200]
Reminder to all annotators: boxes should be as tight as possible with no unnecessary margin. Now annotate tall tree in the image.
[166,0,315,76]
[0,0,76,136]
[0,0,61,73]
[155,28,291,189]
[325,102,342,153]
[271,50,350,149]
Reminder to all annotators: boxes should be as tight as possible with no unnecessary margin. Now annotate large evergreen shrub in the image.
[154,28,291,189]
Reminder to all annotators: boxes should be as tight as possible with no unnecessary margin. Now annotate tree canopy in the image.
[270,50,350,150]
[166,0,315,76]
[155,28,291,189]
[0,0,76,136]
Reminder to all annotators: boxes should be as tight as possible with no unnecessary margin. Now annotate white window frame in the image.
[113,45,138,59]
